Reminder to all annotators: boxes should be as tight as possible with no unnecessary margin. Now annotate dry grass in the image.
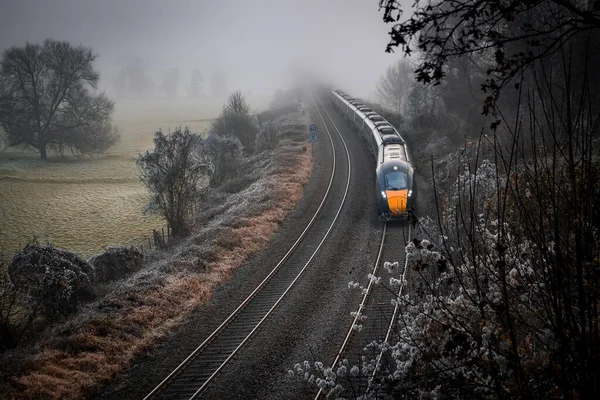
[11,273,211,399]
[2,106,313,399]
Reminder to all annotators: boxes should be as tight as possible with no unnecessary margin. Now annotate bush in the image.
[137,127,205,237]
[254,108,280,153]
[88,246,144,284]
[0,259,19,350]
[8,240,95,319]
[202,132,244,187]
[211,91,258,154]
[254,122,278,153]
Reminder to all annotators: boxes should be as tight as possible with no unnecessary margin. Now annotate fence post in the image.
[162,227,165,244]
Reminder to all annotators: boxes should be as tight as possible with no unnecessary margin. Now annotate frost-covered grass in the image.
[0,116,212,259]
[0,97,312,399]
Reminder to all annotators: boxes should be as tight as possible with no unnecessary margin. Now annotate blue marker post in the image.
[308,124,318,153]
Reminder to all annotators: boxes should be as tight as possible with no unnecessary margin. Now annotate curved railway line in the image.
[144,92,352,400]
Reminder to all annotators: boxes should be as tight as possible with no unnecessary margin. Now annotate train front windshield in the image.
[384,170,408,190]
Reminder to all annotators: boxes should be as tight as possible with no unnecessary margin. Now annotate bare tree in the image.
[202,132,244,187]
[376,59,415,114]
[254,109,278,152]
[210,71,229,99]
[161,68,180,98]
[188,69,203,98]
[137,128,205,237]
[113,56,155,98]
[0,39,119,160]
[224,90,250,114]
[211,91,257,154]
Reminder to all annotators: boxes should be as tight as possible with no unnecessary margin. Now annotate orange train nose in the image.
[386,189,408,215]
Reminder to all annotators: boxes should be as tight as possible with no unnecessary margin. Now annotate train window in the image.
[384,171,408,190]
[379,127,395,135]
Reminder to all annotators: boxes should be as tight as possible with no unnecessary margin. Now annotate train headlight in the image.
[381,191,386,199]
[408,190,412,197]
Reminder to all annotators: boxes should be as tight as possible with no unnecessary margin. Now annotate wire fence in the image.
[133,203,199,254]
[134,225,174,254]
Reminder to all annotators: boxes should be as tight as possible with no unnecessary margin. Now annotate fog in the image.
[0,0,411,109]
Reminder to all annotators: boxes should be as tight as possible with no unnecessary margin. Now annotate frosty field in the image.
[0,99,215,259]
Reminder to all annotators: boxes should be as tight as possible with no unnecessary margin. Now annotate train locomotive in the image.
[329,89,416,220]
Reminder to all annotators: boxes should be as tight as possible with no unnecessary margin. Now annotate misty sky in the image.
[0,0,412,100]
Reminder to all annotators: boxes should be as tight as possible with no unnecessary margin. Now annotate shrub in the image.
[8,240,95,319]
[137,127,205,237]
[254,122,278,153]
[202,132,244,187]
[211,91,258,153]
[0,259,19,350]
[88,246,144,284]
[254,108,280,153]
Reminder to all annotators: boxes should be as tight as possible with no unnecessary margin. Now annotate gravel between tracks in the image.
[97,92,381,400]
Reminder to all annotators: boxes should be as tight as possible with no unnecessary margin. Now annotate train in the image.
[329,89,416,220]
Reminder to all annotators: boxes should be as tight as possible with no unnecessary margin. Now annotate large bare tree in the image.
[0,39,119,160]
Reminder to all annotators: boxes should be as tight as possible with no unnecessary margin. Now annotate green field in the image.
[0,99,214,259]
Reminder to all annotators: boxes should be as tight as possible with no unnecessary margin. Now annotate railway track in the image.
[300,90,419,399]
[314,221,412,399]
[144,92,352,400]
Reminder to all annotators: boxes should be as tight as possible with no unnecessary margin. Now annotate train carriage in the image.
[330,89,416,219]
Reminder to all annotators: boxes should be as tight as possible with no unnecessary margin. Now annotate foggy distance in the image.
[0,0,405,102]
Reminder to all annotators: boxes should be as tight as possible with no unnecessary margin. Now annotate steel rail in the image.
[314,223,411,400]
[314,222,387,400]
[144,91,352,399]
[367,224,412,392]
[310,91,398,400]
[186,91,353,399]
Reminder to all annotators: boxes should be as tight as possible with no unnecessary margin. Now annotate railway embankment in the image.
[0,91,313,399]
[97,88,382,400]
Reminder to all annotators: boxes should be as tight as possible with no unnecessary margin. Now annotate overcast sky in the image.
[0,0,412,100]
